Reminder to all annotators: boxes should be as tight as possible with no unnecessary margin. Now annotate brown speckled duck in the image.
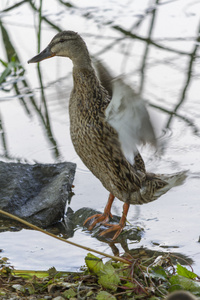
[28,31,186,240]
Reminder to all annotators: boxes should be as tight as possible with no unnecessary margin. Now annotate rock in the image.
[0,161,76,227]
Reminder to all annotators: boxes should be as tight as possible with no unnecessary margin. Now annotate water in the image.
[0,0,200,272]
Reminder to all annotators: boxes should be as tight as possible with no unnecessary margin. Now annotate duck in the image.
[28,31,186,240]
[165,291,197,300]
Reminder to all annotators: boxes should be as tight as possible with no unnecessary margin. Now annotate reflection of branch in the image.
[154,36,196,42]
[0,20,31,115]
[94,37,125,56]
[1,0,27,12]
[130,4,157,31]
[149,103,199,137]
[95,26,194,59]
[37,66,60,158]
[35,1,60,159]
[57,0,75,8]
[139,0,159,94]
[117,6,157,73]
[28,0,62,32]
[0,20,61,160]
[166,22,200,128]
[2,0,62,33]
[112,25,197,57]
[0,113,9,158]
[13,82,31,115]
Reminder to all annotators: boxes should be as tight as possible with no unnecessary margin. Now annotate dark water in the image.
[0,0,200,271]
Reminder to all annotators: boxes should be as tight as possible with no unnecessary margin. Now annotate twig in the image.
[0,209,130,265]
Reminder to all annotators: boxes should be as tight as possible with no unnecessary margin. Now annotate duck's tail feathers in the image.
[139,170,187,204]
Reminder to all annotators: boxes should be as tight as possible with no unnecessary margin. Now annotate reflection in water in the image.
[166,21,200,130]
[0,0,199,161]
[0,0,200,271]
[0,18,61,160]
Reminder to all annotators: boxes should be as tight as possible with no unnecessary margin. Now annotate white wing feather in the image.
[105,78,156,164]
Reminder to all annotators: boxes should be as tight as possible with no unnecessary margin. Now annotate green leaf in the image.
[85,255,120,292]
[96,291,117,300]
[26,284,35,295]
[177,264,198,279]
[0,68,11,84]
[98,262,120,291]
[62,288,76,299]
[0,289,6,296]
[151,266,168,280]
[85,253,104,275]
[13,269,68,279]
[11,55,16,63]
[123,281,136,296]
[170,275,200,293]
[124,281,136,289]
[0,59,8,67]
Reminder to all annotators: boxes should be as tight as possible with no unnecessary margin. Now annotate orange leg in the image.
[83,193,115,230]
[100,202,130,240]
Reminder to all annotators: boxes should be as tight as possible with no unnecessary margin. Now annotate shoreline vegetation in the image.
[0,210,200,300]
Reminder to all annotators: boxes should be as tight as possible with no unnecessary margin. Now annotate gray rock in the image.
[0,161,76,227]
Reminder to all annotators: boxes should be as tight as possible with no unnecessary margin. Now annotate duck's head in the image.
[28,31,91,67]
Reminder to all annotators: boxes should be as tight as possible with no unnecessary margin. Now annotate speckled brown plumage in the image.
[70,68,146,201]
[28,31,186,239]
[69,61,167,205]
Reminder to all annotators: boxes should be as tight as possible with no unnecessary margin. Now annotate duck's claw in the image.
[84,201,130,240]
[83,212,112,230]
[99,202,130,240]
[83,193,115,231]
[99,223,124,240]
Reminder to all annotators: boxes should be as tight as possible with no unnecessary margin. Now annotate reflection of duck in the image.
[165,291,197,300]
[28,31,186,240]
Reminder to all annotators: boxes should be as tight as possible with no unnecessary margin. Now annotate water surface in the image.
[0,0,200,272]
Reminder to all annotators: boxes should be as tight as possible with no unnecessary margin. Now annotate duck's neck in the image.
[72,64,108,113]
[72,64,100,94]
[69,39,100,90]
[71,45,93,70]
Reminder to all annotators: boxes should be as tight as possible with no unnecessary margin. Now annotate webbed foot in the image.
[83,212,113,230]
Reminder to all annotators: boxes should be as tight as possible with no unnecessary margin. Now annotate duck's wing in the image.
[93,59,113,97]
[106,77,157,164]
[94,59,157,164]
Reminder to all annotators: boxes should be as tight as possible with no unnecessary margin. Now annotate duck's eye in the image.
[59,39,65,43]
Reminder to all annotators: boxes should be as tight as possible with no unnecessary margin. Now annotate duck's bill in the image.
[28,45,55,64]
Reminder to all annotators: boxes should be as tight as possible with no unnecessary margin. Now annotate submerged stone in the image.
[0,161,76,227]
